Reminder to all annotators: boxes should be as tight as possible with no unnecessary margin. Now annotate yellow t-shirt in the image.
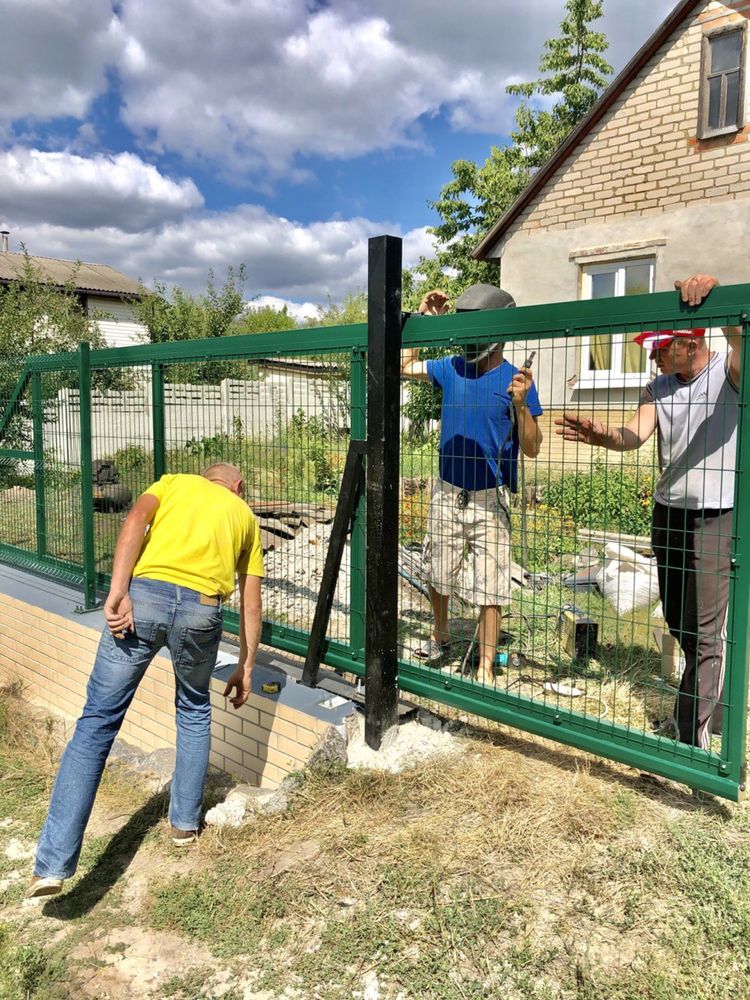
[132,474,265,598]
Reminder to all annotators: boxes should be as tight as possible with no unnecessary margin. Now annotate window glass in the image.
[726,71,741,128]
[710,31,742,73]
[708,75,723,130]
[624,263,651,297]
[590,271,616,299]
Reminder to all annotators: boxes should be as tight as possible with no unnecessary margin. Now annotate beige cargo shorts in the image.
[422,479,513,607]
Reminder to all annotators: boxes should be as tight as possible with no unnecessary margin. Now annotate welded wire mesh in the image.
[399,317,738,766]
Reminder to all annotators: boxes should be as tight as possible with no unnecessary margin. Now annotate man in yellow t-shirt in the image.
[29,464,264,898]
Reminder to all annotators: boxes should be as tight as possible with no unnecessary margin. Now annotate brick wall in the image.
[0,592,333,789]
[507,1,750,239]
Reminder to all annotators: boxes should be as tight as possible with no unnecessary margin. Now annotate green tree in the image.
[133,265,246,344]
[409,0,612,293]
[231,302,298,335]
[0,251,101,365]
[132,266,247,382]
[0,252,106,480]
[304,291,368,328]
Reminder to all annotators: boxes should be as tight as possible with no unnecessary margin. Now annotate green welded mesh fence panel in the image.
[1,284,749,799]
[397,285,750,801]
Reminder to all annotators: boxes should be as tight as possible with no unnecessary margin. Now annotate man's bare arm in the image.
[401,289,450,381]
[223,574,262,709]
[401,347,429,381]
[555,402,658,452]
[104,493,160,637]
[675,275,742,387]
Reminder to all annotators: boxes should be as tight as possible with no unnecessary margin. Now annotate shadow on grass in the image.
[465,721,732,819]
[43,789,168,920]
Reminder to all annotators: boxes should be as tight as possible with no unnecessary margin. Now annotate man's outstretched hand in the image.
[675,275,719,307]
[555,413,609,447]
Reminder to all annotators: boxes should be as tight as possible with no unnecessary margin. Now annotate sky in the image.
[0,0,677,317]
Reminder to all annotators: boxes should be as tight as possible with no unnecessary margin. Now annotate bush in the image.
[543,460,654,537]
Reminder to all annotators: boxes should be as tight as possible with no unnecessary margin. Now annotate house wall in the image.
[488,0,750,407]
[88,295,147,348]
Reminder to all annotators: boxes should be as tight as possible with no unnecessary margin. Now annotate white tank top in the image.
[643,352,738,510]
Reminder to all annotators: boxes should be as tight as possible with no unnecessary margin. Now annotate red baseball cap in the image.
[633,328,706,351]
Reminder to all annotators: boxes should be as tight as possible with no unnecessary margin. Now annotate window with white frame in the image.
[579,259,654,386]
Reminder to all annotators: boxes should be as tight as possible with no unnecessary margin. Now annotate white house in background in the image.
[473,0,750,411]
[0,233,147,348]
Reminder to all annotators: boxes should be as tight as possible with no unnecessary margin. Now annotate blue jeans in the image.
[34,578,223,879]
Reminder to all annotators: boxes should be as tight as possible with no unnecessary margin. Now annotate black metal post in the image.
[301,439,366,688]
[365,235,402,749]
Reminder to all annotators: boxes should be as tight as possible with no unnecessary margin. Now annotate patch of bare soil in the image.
[71,926,224,999]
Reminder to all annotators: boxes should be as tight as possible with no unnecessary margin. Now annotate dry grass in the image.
[2,686,750,999]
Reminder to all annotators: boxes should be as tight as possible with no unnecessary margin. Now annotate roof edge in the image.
[472,0,701,260]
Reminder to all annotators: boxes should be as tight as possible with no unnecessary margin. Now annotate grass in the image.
[1,686,750,998]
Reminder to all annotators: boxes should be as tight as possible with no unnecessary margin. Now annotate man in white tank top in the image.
[557,275,741,752]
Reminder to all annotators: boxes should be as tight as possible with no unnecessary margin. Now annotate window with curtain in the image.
[580,259,654,386]
[699,26,745,139]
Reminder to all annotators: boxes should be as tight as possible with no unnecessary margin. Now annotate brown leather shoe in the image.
[170,826,198,847]
[26,876,64,898]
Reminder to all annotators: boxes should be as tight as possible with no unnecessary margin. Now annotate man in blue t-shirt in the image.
[402,284,543,684]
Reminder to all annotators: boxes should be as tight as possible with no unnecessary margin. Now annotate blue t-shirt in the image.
[426,356,543,492]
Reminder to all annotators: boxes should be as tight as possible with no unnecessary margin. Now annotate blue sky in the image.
[0,0,676,315]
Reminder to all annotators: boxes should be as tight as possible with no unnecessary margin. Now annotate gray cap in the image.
[454,283,516,312]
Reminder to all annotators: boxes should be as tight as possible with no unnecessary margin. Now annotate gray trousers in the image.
[651,503,733,750]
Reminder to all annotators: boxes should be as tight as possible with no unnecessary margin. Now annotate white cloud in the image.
[0,149,203,231]
[0,0,681,177]
[1,205,433,302]
[0,0,120,124]
[112,0,677,174]
[250,295,320,323]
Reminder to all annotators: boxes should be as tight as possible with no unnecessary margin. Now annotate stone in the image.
[307,725,347,769]
[204,798,251,828]
[254,789,290,816]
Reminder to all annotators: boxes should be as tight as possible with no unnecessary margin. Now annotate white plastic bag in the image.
[595,542,660,615]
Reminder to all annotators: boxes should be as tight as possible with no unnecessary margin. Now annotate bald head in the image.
[202,463,245,497]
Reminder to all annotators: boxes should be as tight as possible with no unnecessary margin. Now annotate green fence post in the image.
[349,347,366,660]
[152,362,166,479]
[723,317,750,794]
[77,342,100,611]
[30,371,46,558]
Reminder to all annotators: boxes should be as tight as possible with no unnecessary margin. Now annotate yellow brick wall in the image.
[509,1,750,237]
[0,592,331,789]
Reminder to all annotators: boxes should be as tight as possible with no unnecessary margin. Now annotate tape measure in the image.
[261,681,281,694]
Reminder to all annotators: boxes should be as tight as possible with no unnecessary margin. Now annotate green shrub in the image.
[543,460,654,537]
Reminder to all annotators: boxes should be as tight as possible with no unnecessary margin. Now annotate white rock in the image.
[204,798,248,828]
[363,971,380,1000]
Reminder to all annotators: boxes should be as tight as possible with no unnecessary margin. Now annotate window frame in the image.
[697,23,746,140]
[579,258,655,389]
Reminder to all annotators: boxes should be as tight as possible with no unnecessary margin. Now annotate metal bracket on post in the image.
[301,439,366,688]
[365,235,402,750]
[75,342,102,613]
